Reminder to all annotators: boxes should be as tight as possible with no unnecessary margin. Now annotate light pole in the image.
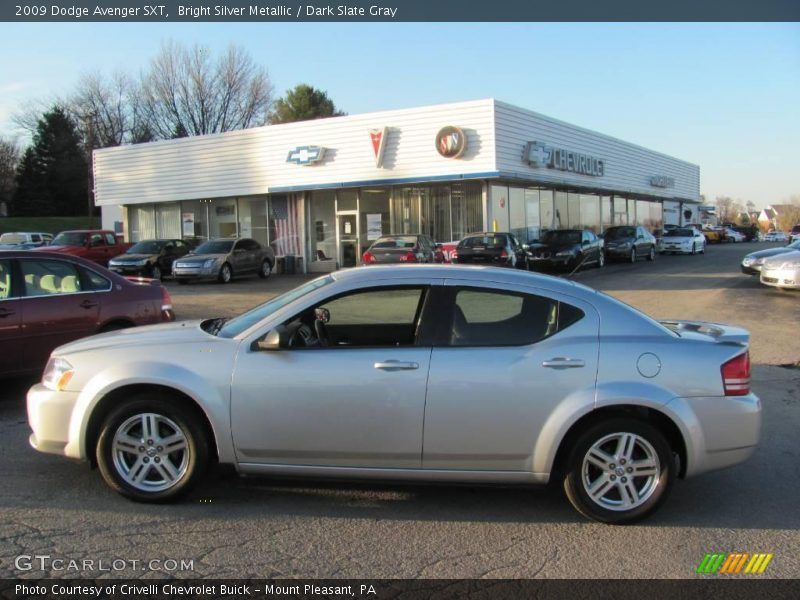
[81,112,97,226]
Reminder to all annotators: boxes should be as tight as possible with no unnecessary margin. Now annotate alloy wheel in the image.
[580,432,661,512]
[111,413,189,493]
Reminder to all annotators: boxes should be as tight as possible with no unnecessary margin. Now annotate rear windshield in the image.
[52,232,88,246]
[541,230,581,244]
[665,229,693,237]
[128,241,168,254]
[604,227,636,240]
[460,235,507,248]
[372,236,417,249]
[194,240,234,254]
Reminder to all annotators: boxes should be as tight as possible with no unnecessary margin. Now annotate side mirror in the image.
[255,328,286,351]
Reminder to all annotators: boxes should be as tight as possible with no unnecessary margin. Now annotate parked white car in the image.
[0,231,53,250]
[764,231,788,243]
[760,250,800,290]
[658,227,706,255]
[723,228,745,243]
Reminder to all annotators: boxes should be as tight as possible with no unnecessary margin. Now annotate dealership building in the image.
[94,98,700,272]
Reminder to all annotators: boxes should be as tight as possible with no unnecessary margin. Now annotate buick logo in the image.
[435,126,466,159]
[286,145,326,165]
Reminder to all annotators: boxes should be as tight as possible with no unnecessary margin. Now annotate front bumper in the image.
[659,244,691,254]
[761,267,800,289]
[672,393,761,477]
[605,246,634,259]
[27,384,81,459]
[172,264,219,280]
[528,255,573,271]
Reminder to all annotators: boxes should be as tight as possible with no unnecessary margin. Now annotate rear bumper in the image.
[669,393,761,477]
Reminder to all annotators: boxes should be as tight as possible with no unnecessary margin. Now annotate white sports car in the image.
[658,227,706,255]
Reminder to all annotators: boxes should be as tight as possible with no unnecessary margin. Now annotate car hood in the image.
[111,253,154,262]
[744,247,797,260]
[53,320,216,356]
[177,253,226,262]
[529,242,579,253]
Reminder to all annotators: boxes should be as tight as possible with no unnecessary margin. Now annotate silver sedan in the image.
[27,265,760,524]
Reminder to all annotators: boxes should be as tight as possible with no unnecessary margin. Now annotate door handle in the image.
[542,358,585,369]
[80,299,99,309]
[374,360,419,371]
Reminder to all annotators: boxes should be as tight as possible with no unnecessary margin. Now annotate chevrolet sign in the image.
[525,141,604,177]
[650,176,675,188]
[286,146,326,165]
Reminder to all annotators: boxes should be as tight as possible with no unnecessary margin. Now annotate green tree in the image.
[268,84,345,124]
[12,106,88,217]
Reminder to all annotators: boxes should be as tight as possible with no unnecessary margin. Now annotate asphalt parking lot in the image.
[1,242,798,579]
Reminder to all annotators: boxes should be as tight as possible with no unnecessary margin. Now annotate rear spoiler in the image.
[659,320,750,345]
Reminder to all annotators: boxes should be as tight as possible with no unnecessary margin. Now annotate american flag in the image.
[271,196,300,257]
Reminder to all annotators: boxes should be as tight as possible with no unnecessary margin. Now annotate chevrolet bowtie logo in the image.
[526,141,551,167]
[286,145,326,165]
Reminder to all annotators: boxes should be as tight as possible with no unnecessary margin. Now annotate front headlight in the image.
[42,357,74,391]
[203,258,217,268]
[742,256,754,266]
[135,259,148,266]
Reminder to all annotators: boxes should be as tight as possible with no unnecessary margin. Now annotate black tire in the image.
[647,247,655,262]
[690,243,696,255]
[700,243,706,255]
[150,264,162,281]
[258,259,273,279]
[177,279,189,285]
[96,395,209,502]
[218,263,232,284]
[563,418,675,524]
[597,251,605,268]
[629,249,636,264]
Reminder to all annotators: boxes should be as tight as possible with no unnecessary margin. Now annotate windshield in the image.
[52,232,88,246]
[128,240,168,254]
[372,236,417,249]
[460,234,507,248]
[665,229,694,237]
[541,230,581,245]
[217,276,334,338]
[0,233,27,244]
[604,227,635,240]
[193,240,234,254]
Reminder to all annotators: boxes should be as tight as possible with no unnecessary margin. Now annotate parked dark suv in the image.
[455,232,528,269]
[603,226,657,263]
[527,229,604,271]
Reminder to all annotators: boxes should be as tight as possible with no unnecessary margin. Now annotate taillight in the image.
[400,251,417,262]
[161,286,173,319]
[500,249,509,259]
[722,352,750,396]
[362,251,376,264]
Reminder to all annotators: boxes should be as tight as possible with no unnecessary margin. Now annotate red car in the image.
[32,230,133,267]
[0,251,174,377]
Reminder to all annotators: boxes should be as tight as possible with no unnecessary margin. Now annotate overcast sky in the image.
[1,22,798,208]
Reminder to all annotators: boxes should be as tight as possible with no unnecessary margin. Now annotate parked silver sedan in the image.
[27,265,760,524]
[760,250,800,290]
[172,238,275,284]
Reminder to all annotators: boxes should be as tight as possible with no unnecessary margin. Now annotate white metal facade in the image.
[93,98,699,207]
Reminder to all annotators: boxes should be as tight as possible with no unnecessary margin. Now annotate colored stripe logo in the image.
[697,552,773,574]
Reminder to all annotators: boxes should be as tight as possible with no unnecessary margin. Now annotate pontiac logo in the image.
[286,145,326,165]
[435,126,466,159]
[370,128,388,168]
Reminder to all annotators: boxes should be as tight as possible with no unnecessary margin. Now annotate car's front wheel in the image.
[150,264,162,280]
[258,259,273,279]
[629,249,636,264]
[647,247,655,261]
[96,396,208,502]
[563,418,675,524]
[218,263,232,283]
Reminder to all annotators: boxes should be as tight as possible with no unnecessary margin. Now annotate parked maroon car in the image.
[0,251,174,377]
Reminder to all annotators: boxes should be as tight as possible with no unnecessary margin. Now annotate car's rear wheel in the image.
[563,418,674,524]
[96,396,208,502]
[150,264,162,280]
[647,247,655,261]
[218,263,232,283]
[258,259,272,279]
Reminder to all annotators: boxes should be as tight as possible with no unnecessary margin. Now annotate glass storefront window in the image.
[210,199,238,238]
[613,196,628,225]
[627,199,637,226]
[450,182,483,241]
[178,200,210,242]
[309,191,336,262]
[337,190,358,212]
[360,189,391,254]
[509,187,526,240]
[567,193,581,229]
[490,185,509,232]
[579,195,600,233]
[650,202,663,231]
[539,190,554,233]
[238,197,269,247]
[524,189,540,242]
[554,192,568,229]
[601,196,613,232]
[421,186,451,242]
[391,187,421,234]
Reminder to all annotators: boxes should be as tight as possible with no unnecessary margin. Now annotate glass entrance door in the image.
[338,212,360,267]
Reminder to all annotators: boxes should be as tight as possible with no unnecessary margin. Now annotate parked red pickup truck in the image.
[31,230,133,267]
